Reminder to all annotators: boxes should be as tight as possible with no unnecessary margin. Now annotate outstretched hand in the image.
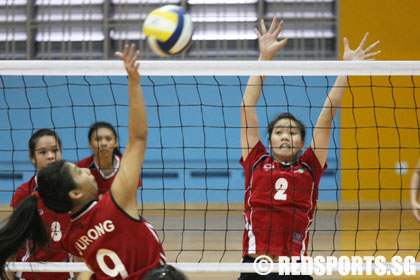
[255,16,288,60]
[115,44,141,81]
[343,33,381,61]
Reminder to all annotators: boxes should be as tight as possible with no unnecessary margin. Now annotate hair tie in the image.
[33,191,41,200]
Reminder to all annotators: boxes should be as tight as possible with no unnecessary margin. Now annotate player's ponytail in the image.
[0,194,48,280]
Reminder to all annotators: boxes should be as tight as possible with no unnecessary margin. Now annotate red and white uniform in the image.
[10,175,74,280]
[62,191,166,280]
[240,141,326,258]
[76,155,142,196]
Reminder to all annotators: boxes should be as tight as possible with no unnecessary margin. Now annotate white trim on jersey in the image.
[70,201,98,222]
[144,221,161,244]
[245,217,256,254]
[246,154,268,255]
[300,172,315,257]
[16,230,32,278]
[94,154,120,180]
[160,253,167,265]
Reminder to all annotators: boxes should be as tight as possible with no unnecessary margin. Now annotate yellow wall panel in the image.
[340,0,420,201]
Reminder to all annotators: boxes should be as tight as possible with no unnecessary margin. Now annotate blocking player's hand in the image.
[255,16,288,60]
[343,33,381,61]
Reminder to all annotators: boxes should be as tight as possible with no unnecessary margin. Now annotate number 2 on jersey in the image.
[274,178,288,200]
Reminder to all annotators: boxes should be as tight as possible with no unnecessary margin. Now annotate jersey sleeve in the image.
[299,147,327,186]
[239,140,268,170]
[10,182,32,208]
[76,156,92,168]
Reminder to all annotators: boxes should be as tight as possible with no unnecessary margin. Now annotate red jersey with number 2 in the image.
[62,191,166,280]
[240,141,326,258]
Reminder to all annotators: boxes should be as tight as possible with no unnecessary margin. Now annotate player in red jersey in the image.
[239,17,381,279]
[0,45,167,280]
[76,121,142,199]
[8,129,75,280]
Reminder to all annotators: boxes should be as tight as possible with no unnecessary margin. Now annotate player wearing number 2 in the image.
[0,45,166,280]
[8,129,74,280]
[239,17,380,279]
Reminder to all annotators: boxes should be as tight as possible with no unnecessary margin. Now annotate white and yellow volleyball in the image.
[143,5,194,57]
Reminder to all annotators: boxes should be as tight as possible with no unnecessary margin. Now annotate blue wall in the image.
[0,75,341,204]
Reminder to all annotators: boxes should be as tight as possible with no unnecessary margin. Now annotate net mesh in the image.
[1,61,420,274]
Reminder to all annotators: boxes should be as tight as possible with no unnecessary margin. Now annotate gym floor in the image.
[1,202,419,279]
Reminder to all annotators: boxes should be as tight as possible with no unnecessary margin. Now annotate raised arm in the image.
[311,33,381,167]
[112,44,147,218]
[241,16,288,161]
[411,159,420,222]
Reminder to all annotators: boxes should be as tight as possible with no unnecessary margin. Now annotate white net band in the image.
[1,60,419,276]
[6,262,420,273]
[1,61,420,76]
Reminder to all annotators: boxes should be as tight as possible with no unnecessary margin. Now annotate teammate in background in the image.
[76,121,142,199]
[0,44,166,280]
[8,129,75,280]
[239,17,380,279]
[410,159,420,222]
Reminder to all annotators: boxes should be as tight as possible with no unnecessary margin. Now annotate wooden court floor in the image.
[1,202,420,279]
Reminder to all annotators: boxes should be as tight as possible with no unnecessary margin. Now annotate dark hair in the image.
[88,121,122,156]
[0,195,48,280]
[145,265,187,280]
[29,129,62,158]
[267,112,306,142]
[0,160,77,279]
[37,160,77,214]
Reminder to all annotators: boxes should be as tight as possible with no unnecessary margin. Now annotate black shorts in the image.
[237,255,314,280]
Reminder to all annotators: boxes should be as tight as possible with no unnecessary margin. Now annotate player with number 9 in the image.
[0,45,167,280]
[239,17,380,279]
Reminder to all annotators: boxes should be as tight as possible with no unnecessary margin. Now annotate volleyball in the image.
[143,5,193,57]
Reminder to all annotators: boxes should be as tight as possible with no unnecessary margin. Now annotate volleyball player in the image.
[410,159,420,222]
[9,129,75,280]
[76,121,142,199]
[239,17,380,279]
[0,44,166,280]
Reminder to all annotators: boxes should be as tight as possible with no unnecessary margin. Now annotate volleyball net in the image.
[1,61,420,275]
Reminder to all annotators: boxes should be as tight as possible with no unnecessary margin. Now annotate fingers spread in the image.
[343,37,349,50]
[254,28,261,38]
[269,16,278,34]
[278,38,288,48]
[260,19,267,34]
[127,43,135,60]
[365,50,381,59]
[274,20,284,38]
[364,40,380,53]
[123,44,129,57]
[357,32,369,50]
